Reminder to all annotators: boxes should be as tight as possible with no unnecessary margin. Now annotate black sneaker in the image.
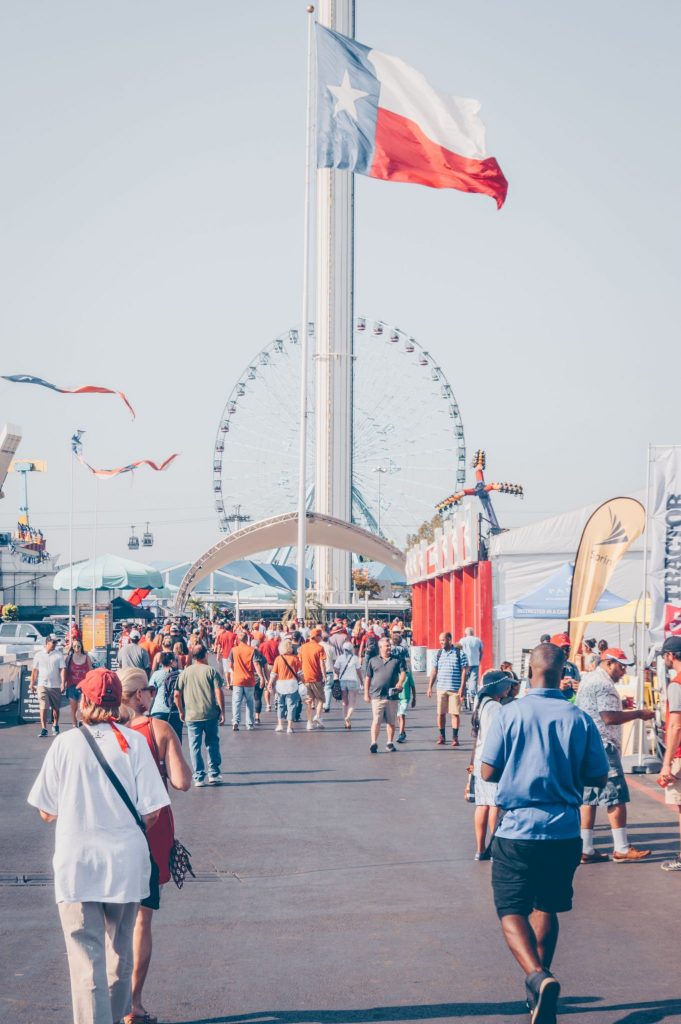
[232,723,239,731]
[396,732,407,743]
[38,728,48,738]
[52,725,60,736]
[369,743,378,754]
[386,742,397,752]
[525,970,560,1024]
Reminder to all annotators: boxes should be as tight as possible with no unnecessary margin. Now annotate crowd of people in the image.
[25,613,681,1024]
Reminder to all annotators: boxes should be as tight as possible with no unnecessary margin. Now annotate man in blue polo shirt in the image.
[481,643,608,1024]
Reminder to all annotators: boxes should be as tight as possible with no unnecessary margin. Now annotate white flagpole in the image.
[636,444,653,768]
[68,435,74,644]
[296,4,316,622]
[91,477,98,657]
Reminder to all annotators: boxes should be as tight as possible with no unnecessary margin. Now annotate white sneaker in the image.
[313,716,325,729]
[194,780,206,788]
[246,724,254,731]
[287,727,294,734]
[275,724,284,732]
[306,721,314,731]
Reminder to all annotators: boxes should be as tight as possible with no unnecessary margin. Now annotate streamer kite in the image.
[72,431,178,478]
[2,374,135,419]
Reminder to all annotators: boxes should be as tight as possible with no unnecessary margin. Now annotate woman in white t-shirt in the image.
[334,641,364,729]
[28,667,169,1024]
[468,672,512,861]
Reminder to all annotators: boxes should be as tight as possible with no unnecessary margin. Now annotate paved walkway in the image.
[1,685,680,1024]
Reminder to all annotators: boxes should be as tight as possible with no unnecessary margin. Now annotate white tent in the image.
[489,495,644,670]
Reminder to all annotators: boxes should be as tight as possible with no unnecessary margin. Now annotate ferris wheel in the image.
[212,318,466,554]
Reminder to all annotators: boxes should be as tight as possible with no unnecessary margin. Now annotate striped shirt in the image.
[434,647,468,691]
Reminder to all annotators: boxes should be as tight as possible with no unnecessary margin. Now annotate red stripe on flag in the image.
[370,107,508,208]
[68,386,136,420]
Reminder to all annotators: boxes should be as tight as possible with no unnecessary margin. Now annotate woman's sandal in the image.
[123,1013,158,1024]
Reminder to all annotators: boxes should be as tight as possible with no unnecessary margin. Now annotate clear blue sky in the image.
[1,1,679,566]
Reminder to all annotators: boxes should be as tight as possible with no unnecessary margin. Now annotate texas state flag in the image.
[316,26,508,209]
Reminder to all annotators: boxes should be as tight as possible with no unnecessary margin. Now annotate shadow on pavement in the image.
[221,770,335,776]
[174,996,681,1024]
[173,1002,529,1023]
[216,778,389,787]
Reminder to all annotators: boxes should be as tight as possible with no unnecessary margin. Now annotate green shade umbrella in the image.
[53,554,164,592]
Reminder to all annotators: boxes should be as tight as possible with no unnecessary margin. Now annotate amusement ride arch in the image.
[174,512,406,610]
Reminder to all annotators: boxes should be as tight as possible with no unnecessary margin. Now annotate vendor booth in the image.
[490,497,644,669]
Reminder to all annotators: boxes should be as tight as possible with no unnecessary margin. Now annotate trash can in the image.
[410,645,427,672]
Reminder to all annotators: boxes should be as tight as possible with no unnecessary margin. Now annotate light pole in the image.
[372,459,400,537]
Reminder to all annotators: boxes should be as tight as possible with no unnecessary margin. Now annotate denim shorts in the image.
[582,743,630,807]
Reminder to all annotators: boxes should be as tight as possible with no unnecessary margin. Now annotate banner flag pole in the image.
[68,434,75,644]
[637,444,653,768]
[296,4,316,622]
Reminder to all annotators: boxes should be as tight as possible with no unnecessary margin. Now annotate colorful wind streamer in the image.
[2,375,135,419]
[72,431,178,478]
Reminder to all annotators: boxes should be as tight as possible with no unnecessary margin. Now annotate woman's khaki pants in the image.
[58,901,138,1024]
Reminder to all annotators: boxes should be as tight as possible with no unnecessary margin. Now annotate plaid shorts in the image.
[582,743,630,807]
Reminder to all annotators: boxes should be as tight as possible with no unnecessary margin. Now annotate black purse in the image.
[169,839,195,889]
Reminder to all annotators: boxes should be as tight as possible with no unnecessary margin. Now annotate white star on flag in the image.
[328,70,368,120]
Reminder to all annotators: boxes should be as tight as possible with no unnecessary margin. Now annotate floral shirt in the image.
[575,667,623,750]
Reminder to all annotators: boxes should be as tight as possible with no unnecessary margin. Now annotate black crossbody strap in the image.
[280,654,300,679]
[339,654,353,680]
[80,726,145,833]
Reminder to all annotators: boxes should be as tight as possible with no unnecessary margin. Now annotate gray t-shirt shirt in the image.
[668,681,681,714]
[118,643,151,673]
[366,655,402,699]
[459,635,483,667]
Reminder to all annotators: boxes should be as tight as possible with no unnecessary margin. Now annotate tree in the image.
[282,591,324,626]
[352,568,382,598]
[405,513,442,550]
[186,596,206,618]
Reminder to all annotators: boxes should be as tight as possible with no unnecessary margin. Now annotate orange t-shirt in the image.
[299,639,325,683]
[272,654,301,681]
[215,630,236,659]
[140,638,160,662]
[230,642,256,686]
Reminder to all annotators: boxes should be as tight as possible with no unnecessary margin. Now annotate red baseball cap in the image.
[601,648,634,667]
[78,668,122,707]
[550,633,571,648]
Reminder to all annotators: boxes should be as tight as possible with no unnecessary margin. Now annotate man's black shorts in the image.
[491,836,582,918]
